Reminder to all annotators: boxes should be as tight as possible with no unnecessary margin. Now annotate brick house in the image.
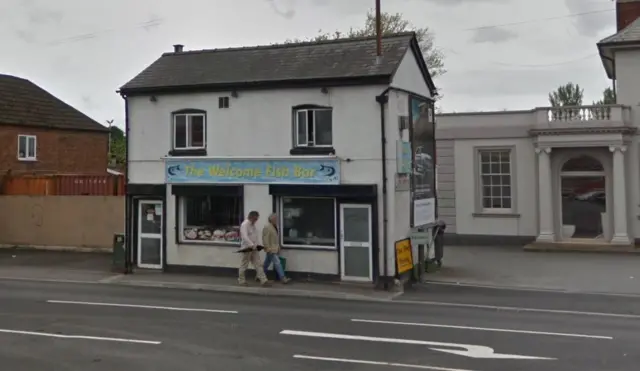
[0,73,109,175]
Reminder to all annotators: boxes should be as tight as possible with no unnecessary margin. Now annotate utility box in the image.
[112,233,126,273]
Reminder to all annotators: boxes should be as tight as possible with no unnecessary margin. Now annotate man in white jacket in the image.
[238,211,269,286]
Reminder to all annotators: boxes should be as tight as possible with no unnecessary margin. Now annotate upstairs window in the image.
[18,135,37,161]
[173,112,206,150]
[294,107,332,147]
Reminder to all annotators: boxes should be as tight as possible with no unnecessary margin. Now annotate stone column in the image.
[535,146,555,242]
[609,145,630,245]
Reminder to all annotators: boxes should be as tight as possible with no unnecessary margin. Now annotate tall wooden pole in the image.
[375,0,382,63]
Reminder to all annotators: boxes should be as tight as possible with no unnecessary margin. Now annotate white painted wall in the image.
[615,49,640,240]
[453,138,538,237]
[390,50,433,99]
[128,85,386,164]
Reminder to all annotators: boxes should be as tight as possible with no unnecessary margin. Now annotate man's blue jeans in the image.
[263,252,285,280]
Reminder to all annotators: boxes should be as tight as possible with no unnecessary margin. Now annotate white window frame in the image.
[478,149,513,213]
[294,108,333,148]
[278,196,337,250]
[173,113,206,150]
[178,195,243,245]
[17,135,37,161]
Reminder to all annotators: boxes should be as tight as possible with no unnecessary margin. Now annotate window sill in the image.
[472,212,520,219]
[169,148,207,157]
[179,241,240,247]
[18,158,37,162]
[282,245,337,251]
[290,147,336,156]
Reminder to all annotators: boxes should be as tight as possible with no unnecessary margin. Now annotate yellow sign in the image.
[395,238,414,274]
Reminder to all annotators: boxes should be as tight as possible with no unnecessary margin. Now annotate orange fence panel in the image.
[2,176,55,195]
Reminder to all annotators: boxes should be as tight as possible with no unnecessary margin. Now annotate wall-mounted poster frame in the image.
[408,95,437,227]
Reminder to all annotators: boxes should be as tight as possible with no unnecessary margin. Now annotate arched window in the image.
[561,155,603,172]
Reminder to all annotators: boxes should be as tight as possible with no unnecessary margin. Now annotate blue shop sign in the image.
[165,158,340,185]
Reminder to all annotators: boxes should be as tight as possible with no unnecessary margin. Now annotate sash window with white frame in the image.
[294,108,332,147]
[479,149,512,211]
[173,112,205,150]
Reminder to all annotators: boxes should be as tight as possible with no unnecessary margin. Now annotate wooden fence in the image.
[1,175,125,196]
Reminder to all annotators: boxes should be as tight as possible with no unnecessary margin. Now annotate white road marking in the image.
[293,354,477,371]
[47,300,238,314]
[425,280,640,298]
[351,319,613,340]
[0,328,160,344]
[281,330,555,360]
[394,299,640,319]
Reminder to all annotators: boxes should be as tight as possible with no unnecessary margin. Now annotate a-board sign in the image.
[395,238,413,274]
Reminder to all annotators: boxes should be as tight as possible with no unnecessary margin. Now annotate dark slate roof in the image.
[598,17,640,45]
[0,74,108,132]
[119,32,436,95]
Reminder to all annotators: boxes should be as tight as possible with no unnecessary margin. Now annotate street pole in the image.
[106,119,114,162]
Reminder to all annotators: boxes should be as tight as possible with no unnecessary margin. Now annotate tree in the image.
[592,87,616,105]
[108,125,126,167]
[548,82,584,107]
[287,10,445,79]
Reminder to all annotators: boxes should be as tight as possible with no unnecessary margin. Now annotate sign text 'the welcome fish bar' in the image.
[165,159,340,185]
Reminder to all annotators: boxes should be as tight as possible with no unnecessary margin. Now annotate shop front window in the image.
[281,197,335,248]
[180,195,243,244]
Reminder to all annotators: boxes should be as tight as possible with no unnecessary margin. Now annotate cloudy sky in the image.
[0,0,618,128]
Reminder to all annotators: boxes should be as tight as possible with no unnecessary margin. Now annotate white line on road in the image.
[47,300,238,314]
[425,280,640,298]
[394,299,640,319]
[281,330,555,360]
[293,355,477,371]
[351,319,613,340]
[0,329,160,345]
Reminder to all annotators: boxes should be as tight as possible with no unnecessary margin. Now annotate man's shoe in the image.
[238,281,248,286]
[281,277,291,284]
[260,280,272,287]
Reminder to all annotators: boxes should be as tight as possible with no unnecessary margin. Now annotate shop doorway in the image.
[339,204,373,282]
[560,155,606,240]
[137,200,163,269]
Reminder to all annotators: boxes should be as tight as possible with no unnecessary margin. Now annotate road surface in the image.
[0,279,637,371]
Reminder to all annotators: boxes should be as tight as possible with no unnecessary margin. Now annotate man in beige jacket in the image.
[262,213,290,283]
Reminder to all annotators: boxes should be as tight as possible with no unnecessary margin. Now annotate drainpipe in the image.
[119,92,132,274]
[376,87,390,290]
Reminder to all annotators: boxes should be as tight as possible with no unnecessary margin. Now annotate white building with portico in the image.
[434,0,640,249]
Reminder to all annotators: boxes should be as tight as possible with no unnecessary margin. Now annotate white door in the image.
[340,204,373,282]
[137,200,163,269]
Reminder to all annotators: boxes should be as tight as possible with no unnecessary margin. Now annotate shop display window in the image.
[179,195,243,244]
[280,197,335,248]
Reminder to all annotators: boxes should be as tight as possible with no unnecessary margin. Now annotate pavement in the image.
[425,244,640,296]
[0,249,399,302]
[0,278,639,370]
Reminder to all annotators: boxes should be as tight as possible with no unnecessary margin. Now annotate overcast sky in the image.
[0,0,618,128]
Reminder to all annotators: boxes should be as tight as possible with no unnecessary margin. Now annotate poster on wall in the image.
[409,95,436,227]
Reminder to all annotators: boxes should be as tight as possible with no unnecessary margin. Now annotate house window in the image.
[479,150,512,211]
[218,97,230,109]
[179,194,243,244]
[294,108,332,147]
[173,112,205,150]
[18,135,37,160]
[280,197,336,248]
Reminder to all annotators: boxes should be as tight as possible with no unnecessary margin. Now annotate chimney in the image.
[617,0,640,31]
[173,44,184,53]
